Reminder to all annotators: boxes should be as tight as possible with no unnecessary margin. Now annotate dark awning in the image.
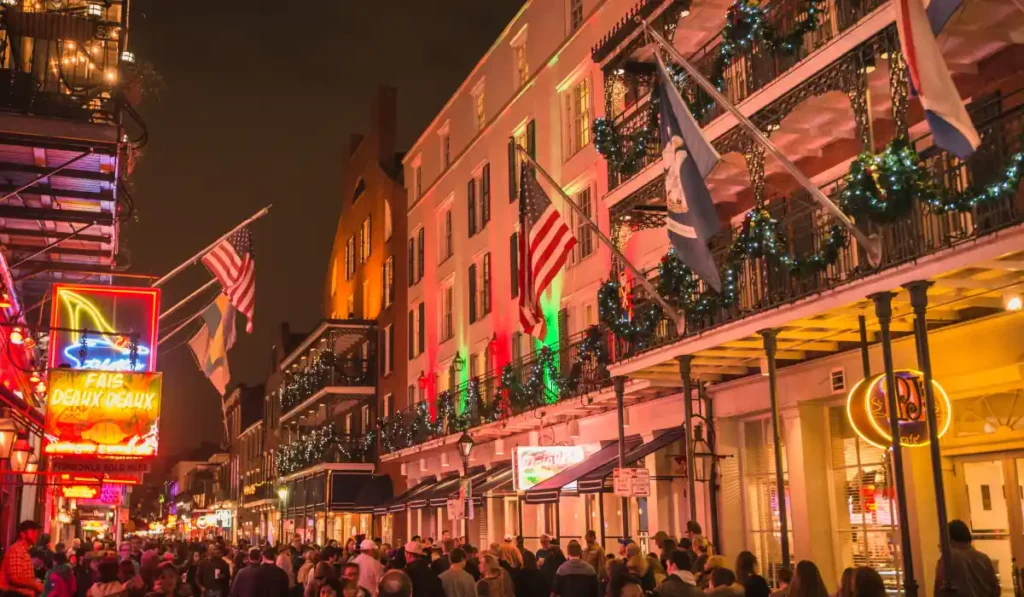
[578,428,684,493]
[426,466,485,507]
[352,475,394,513]
[524,436,642,504]
[386,476,438,513]
[473,462,513,495]
[328,470,375,510]
[409,473,460,509]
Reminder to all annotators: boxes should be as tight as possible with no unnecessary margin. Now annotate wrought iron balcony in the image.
[378,328,613,454]
[278,352,374,415]
[277,424,374,477]
[604,0,888,191]
[611,95,1024,359]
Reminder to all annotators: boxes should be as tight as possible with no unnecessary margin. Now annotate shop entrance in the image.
[957,456,1024,596]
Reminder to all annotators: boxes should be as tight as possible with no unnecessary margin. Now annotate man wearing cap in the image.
[0,521,45,597]
[353,539,383,597]
[402,541,441,597]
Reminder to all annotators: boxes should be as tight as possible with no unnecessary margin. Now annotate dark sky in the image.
[127,0,525,457]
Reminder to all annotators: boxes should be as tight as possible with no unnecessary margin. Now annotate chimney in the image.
[371,85,397,166]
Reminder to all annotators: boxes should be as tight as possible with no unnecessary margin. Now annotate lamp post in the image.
[277,487,288,544]
[457,432,475,537]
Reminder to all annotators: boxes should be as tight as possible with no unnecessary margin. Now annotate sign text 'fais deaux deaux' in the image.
[44,369,162,458]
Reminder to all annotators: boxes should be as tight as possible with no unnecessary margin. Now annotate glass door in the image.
[960,458,1024,596]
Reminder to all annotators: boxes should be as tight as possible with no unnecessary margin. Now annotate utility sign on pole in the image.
[613,468,634,497]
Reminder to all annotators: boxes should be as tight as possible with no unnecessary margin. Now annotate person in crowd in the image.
[851,568,885,597]
[735,552,769,597]
[771,569,792,597]
[227,547,261,597]
[305,563,335,597]
[297,551,318,588]
[149,561,191,597]
[609,573,644,597]
[339,564,367,597]
[42,552,77,597]
[580,532,606,589]
[0,520,46,597]
[198,547,230,597]
[685,523,704,548]
[478,557,511,597]
[535,536,554,568]
[512,551,547,597]
[33,536,57,580]
[402,542,441,597]
[351,541,382,597]
[691,539,710,576]
[318,578,342,597]
[437,548,475,597]
[185,551,203,597]
[231,544,249,581]
[275,548,296,593]
[788,561,829,597]
[836,569,854,597]
[430,541,454,577]
[458,549,478,584]
[936,519,1000,597]
[540,541,565,587]
[697,556,726,590]
[659,540,677,576]
[551,540,597,597]
[623,544,654,592]
[118,560,145,597]
[493,546,519,591]
[678,539,693,563]
[654,550,699,597]
[86,559,124,597]
[472,579,489,597]
[647,554,667,586]
[706,568,744,597]
[377,570,412,597]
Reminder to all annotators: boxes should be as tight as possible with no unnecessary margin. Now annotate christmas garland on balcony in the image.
[593,95,660,179]
[277,424,374,476]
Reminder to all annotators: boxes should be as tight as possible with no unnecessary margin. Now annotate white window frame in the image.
[440,280,455,343]
[569,0,584,32]
[411,301,423,357]
[362,280,370,318]
[563,75,592,159]
[569,185,595,264]
[438,121,452,170]
[471,79,486,132]
[383,324,393,375]
[382,256,394,308]
[360,216,372,263]
[510,27,529,89]
[344,413,353,435]
[361,405,370,432]
[437,194,455,264]
[383,393,393,418]
[384,200,393,241]
[412,155,423,198]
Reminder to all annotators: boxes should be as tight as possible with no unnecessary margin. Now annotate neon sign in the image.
[49,284,160,372]
[846,369,952,449]
[513,446,585,491]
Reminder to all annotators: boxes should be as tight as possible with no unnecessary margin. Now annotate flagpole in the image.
[517,146,685,332]
[640,21,882,267]
[159,279,219,321]
[151,205,271,288]
[157,306,207,347]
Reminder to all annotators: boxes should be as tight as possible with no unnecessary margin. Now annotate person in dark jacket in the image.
[935,520,1000,597]
[735,552,769,597]
[229,547,289,597]
[552,542,598,597]
[513,552,549,597]
[655,551,701,597]
[540,543,566,588]
[402,543,442,597]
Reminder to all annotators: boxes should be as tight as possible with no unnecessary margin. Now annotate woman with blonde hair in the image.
[497,544,523,571]
[481,554,514,597]
[624,544,655,592]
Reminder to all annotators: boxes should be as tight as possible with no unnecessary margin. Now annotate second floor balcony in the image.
[276,423,374,478]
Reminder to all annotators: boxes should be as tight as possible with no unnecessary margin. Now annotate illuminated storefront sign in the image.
[61,485,99,499]
[513,446,585,491]
[44,369,162,457]
[846,369,952,449]
[49,284,160,372]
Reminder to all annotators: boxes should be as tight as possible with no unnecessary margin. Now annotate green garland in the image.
[598,279,666,348]
[593,94,660,179]
[839,138,939,224]
[929,142,1024,214]
[276,424,373,475]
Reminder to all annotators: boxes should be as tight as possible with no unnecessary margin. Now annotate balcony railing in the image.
[379,328,613,454]
[279,352,374,415]
[0,2,127,124]
[606,0,887,191]
[277,424,374,477]
[612,95,1024,358]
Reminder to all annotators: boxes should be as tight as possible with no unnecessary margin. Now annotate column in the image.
[677,356,699,526]
[760,329,790,569]
[613,376,630,540]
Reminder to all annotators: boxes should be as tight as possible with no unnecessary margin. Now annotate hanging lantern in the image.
[9,327,24,345]
[10,434,31,472]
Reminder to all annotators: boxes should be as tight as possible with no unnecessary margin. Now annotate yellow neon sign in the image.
[846,369,952,449]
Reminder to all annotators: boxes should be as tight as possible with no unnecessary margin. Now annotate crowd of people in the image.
[0,518,1001,597]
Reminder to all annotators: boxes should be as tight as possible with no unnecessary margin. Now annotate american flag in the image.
[518,163,576,338]
[202,227,255,333]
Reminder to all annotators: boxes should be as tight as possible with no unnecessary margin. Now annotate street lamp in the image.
[453,352,465,373]
[456,432,475,536]
[0,418,16,460]
[277,487,288,544]
[10,433,30,472]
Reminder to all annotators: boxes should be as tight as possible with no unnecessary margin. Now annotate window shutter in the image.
[388,325,395,374]
[468,178,477,237]
[508,137,517,203]
[408,310,415,360]
[482,253,491,314]
[510,232,519,298]
[418,302,425,355]
[380,329,387,375]
[527,120,536,159]
[417,228,425,280]
[367,215,372,258]
[481,164,491,225]
[469,263,478,323]
[408,239,415,287]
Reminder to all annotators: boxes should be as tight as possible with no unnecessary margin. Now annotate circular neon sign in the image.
[846,369,952,449]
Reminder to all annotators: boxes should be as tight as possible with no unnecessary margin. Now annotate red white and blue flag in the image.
[895,0,979,159]
[202,227,256,333]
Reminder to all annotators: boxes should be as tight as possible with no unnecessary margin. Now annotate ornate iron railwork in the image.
[592,0,690,65]
[889,48,910,138]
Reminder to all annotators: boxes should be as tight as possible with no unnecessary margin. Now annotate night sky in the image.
[127,0,525,458]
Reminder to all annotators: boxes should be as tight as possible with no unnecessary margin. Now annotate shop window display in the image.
[743,418,794,585]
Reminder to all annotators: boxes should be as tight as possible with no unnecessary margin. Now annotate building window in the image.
[441,129,451,170]
[468,254,492,324]
[440,207,454,262]
[509,121,534,203]
[360,216,372,263]
[469,262,478,324]
[361,405,370,433]
[383,394,393,418]
[468,353,479,380]
[570,187,595,263]
[417,228,425,281]
[382,256,394,308]
[744,418,794,585]
[570,0,584,32]
[418,301,425,355]
[468,177,478,237]
[481,253,492,317]
[513,39,528,87]
[413,163,423,198]
[384,200,393,241]
[481,164,491,227]
[330,257,338,297]
[564,78,591,158]
[408,237,416,287]
[345,236,356,280]
[344,413,353,435]
[383,324,393,375]
[472,81,486,131]
[441,284,454,342]
[362,280,370,318]
[408,306,422,359]
[346,295,354,318]
[510,232,519,298]
[408,384,417,405]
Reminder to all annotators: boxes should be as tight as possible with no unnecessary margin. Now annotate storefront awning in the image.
[384,475,438,513]
[524,436,643,504]
[577,428,683,493]
[424,466,485,507]
[352,475,394,513]
[408,473,459,509]
[473,462,513,496]
[328,470,375,511]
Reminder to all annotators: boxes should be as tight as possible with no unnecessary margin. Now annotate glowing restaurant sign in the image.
[846,369,952,449]
[513,446,585,491]
[44,369,162,458]
[49,284,160,372]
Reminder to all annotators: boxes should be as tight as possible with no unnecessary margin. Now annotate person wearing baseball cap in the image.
[352,539,383,596]
[402,541,441,596]
[0,521,44,597]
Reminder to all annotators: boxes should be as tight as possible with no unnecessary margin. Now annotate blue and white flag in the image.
[656,54,723,292]
[924,0,962,34]
[896,0,980,159]
[188,293,237,395]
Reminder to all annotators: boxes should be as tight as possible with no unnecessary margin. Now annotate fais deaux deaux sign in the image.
[513,446,585,491]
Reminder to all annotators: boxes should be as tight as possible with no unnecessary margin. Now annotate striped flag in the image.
[518,163,577,339]
[895,0,980,159]
[202,227,255,333]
